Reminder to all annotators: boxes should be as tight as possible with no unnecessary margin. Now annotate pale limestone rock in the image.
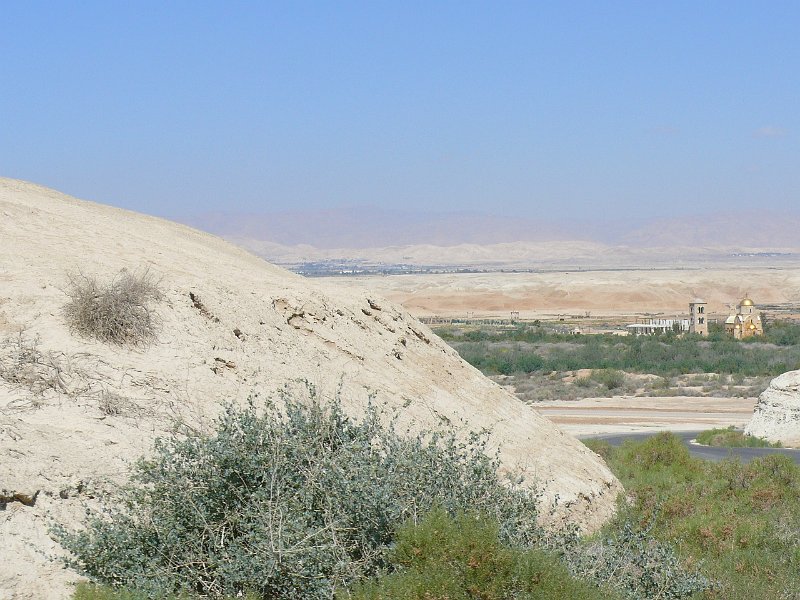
[0,177,622,599]
[745,370,800,446]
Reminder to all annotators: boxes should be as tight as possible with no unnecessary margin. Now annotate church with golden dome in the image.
[724,296,763,339]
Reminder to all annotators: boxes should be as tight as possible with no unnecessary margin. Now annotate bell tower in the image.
[689,299,708,336]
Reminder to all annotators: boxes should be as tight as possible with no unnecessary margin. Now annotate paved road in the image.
[583,430,800,464]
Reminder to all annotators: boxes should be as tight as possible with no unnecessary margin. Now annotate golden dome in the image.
[741,298,754,306]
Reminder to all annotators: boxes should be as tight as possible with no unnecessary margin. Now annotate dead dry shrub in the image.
[64,269,162,346]
[97,389,132,416]
[0,333,71,396]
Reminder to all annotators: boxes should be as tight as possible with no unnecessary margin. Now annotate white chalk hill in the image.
[0,178,620,598]
[745,370,800,447]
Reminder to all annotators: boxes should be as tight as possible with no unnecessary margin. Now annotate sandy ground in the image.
[535,396,757,436]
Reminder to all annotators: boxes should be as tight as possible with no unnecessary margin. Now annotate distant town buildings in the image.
[725,296,764,339]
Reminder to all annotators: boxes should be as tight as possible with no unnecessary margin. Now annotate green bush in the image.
[346,509,618,600]
[696,426,782,448]
[591,369,626,390]
[55,391,544,599]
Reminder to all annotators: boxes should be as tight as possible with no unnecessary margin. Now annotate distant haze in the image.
[181,208,800,250]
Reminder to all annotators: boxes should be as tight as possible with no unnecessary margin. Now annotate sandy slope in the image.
[0,178,620,599]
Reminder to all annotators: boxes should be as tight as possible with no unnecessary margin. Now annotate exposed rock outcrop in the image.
[0,177,621,599]
[745,370,800,446]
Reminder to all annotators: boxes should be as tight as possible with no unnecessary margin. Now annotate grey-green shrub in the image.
[560,521,711,600]
[55,391,544,598]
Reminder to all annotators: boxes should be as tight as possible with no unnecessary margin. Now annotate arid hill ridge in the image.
[0,178,620,599]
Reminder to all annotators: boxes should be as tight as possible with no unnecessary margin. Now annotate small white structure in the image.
[626,318,690,336]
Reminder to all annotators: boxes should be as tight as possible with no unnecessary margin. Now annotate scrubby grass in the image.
[73,585,150,600]
[696,426,782,448]
[345,509,619,600]
[584,433,800,599]
[63,268,162,346]
[73,584,188,599]
[73,584,257,600]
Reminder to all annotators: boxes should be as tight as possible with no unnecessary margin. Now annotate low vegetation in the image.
[433,322,800,404]
[435,322,800,378]
[73,584,257,600]
[346,509,620,599]
[59,393,707,599]
[695,426,782,448]
[63,268,162,346]
[584,433,800,599]
[499,370,769,403]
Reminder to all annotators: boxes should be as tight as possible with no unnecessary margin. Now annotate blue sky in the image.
[2,2,798,220]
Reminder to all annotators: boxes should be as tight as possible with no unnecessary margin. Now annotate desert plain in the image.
[308,254,800,436]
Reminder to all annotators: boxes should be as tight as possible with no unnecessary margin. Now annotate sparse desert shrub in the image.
[55,391,545,599]
[63,268,162,346]
[97,389,137,416]
[0,333,71,396]
[591,368,626,390]
[652,376,671,390]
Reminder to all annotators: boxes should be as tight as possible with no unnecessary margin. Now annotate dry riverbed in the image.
[533,395,757,436]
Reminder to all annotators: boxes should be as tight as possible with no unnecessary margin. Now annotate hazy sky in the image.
[2,2,798,220]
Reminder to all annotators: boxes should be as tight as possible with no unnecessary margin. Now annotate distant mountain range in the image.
[619,213,800,248]
[180,207,800,250]
[180,208,621,248]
